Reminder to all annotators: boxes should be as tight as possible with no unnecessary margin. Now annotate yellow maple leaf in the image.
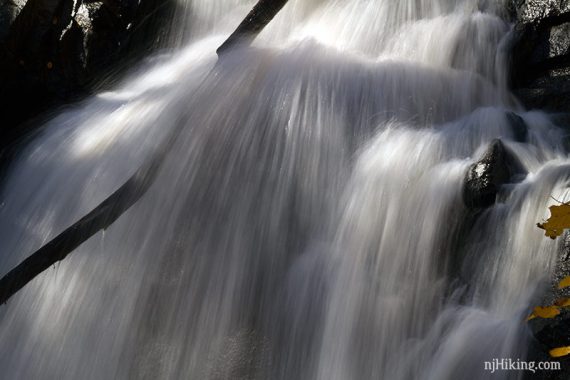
[550,346,570,358]
[527,306,560,320]
[559,276,570,289]
[537,203,570,239]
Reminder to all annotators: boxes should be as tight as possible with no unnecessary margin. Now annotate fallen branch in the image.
[217,0,289,55]
[0,143,168,305]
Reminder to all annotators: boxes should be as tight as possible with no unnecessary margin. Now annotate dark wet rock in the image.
[0,0,26,39]
[509,0,570,112]
[526,310,570,380]
[0,0,179,153]
[529,310,570,355]
[507,111,530,142]
[513,65,570,111]
[514,0,570,24]
[463,139,527,209]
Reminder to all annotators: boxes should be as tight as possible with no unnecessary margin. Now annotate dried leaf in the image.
[537,203,570,239]
[559,276,570,289]
[528,306,560,320]
[550,346,570,358]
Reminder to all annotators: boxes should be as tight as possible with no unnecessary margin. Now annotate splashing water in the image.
[0,0,568,379]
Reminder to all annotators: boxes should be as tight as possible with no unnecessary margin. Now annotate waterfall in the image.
[0,0,567,379]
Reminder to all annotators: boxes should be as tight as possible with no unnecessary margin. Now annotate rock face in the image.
[526,236,570,380]
[463,139,526,210]
[509,0,570,112]
[0,0,178,152]
[509,3,570,377]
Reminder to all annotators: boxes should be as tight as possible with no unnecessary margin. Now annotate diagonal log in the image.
[217,0,289,55]
[0,143,168,305]
[0,0,290,305]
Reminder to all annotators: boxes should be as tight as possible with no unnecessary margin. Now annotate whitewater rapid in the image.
[0,0,568,379]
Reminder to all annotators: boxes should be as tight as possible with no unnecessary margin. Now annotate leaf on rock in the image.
[550,346,570,358]
[537,203,570,239]
[527,306,560,320]
[559,276,570,289]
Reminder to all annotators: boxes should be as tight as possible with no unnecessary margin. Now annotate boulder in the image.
[463,139,526,209]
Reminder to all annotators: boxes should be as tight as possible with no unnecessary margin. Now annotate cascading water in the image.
[0,0,568,379]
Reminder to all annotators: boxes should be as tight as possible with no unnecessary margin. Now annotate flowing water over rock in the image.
[0,0,568,379]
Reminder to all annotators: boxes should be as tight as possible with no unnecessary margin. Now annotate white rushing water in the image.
[0,0,569,379]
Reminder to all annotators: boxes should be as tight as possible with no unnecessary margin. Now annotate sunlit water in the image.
[0,0,568,379]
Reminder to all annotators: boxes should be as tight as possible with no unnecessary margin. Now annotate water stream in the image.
[0,0,568,379]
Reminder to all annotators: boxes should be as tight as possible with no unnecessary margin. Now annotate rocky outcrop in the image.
[509,0,570,112]
[0,0,178,152]
[463,139,527,210]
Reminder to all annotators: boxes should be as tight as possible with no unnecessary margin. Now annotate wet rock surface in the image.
[509,0,570,112]
[463,139,527,210]
[207,330,271,380]
[0,0,178,153]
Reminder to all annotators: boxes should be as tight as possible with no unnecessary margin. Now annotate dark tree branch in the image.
[0,143,169,305]
[217,0,289,55]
